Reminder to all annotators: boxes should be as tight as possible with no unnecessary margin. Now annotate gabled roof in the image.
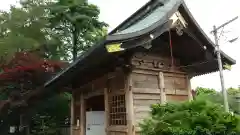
[44,0,235,89]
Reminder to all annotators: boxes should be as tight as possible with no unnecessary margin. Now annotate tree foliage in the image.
[0,0,108,62]
[228,87,240,95]
[48,0,108,61]
[0,51,68,135]
[0,0,58,62]
[140,100,240,135]
[195,87,240,114]
[0,51,65,95]
[0,0,107,134]
[195,87,217,96]
[30,93,70,135]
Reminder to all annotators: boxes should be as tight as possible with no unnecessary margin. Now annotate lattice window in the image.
[108,94,127,125]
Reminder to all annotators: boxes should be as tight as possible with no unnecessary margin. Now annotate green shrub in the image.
[140,100,240,135]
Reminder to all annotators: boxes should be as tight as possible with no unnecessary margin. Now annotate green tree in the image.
[49,0,108,61]
[0,51,67,135]
[228,87,240,95]
[0,0,107,134]
[140,100,240,135]
[195,87,240,114]
[195,87,216,96]
[0,0,66,62]
[30,93,70,135]
[0,0,108,62]
[0,6,44,61]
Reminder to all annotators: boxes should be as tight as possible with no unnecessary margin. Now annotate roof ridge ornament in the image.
[175,20,184,36]
[169,11,187,36]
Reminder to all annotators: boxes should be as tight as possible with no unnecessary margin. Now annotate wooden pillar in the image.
[80,92,85,135]
[158,72,166,104]
[126,74,135,135]
[71,93,74,135]
[104,88,109,135]
[186,76,193,101]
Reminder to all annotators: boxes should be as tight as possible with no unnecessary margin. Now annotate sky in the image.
[0,0,239,90]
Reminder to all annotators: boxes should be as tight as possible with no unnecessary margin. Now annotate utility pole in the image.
[211,16,238,112]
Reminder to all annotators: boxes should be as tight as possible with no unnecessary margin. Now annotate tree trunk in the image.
[72,25,78,61]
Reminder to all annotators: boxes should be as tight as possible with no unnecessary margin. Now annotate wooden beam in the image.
[84,90,104,99]
[158,72,166,104]
[132,88,188,95]
[132,68,186,75]
[126,74,135,135]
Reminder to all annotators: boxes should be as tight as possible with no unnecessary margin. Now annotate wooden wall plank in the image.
[133,88,177,95]
[133,69,186,77]
[134,106,151,113]
[135,111,151,120]
[133,93,160,100]
[166,95,188,102]
[133,99,160,106]
[164,76,175,89]
[132,88,160,94]
[166,89,176,95]
[134,119,145,126]
[175,89,188,95]
[164,72,186,78]
[131,73,159,89]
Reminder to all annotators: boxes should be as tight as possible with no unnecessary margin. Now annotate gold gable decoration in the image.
[105,43,124,53]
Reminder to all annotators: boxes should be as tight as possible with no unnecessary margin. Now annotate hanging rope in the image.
[168,30,174,67]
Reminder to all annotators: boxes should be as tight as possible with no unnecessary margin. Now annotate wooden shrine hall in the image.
[44,0,236,135]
